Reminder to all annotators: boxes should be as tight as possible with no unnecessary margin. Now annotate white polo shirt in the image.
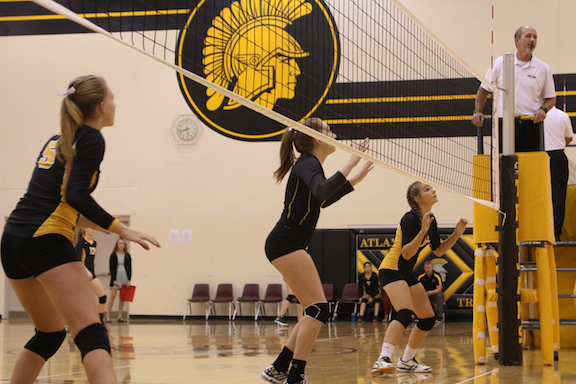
[481,52,556,116]
[544,106,574,151]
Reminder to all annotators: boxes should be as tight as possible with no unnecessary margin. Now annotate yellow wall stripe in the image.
[1,9,189,22]
[323,115,488,125]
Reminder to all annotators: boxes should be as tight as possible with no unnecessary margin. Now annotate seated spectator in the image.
[358,261,382,322]
[418,261,445,321]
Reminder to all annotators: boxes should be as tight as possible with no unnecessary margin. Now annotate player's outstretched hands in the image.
[455,218,468,236]
[348,137,370,167]
[349,161,374,187]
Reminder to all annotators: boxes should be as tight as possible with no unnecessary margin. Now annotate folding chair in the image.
[183,283,211,320]
[211,284,235,320]
[333,283,359,320]
[233,284,261,320]
[260,284,283,318]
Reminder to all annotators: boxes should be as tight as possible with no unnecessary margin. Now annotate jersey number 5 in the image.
[38,140,58,169]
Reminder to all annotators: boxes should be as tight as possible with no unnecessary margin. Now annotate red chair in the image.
[210,284,235,320]
[322,284,335,321]
[233,284,261,320]
[333,283,359,320]
[183,283,211,320]
[260,284,283,318]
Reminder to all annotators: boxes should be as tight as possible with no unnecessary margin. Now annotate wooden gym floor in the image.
[1,317,575,384]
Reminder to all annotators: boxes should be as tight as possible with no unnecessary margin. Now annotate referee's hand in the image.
[472,111,484,127]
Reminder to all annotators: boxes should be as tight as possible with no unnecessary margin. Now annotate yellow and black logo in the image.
[176,0,339,141]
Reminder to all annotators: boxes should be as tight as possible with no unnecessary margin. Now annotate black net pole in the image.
[498,154,522,365]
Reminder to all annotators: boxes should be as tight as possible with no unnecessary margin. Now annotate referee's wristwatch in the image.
[540,106,548,113]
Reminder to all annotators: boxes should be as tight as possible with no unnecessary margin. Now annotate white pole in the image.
[502,53,515,156]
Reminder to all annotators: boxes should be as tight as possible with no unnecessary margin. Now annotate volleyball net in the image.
[29,0,498,208]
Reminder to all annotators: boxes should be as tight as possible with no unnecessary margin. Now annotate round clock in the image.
[176,118,198,141]
[171,115,203,145]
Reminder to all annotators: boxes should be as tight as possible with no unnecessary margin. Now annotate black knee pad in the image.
[286,294,299,304]
[304,302,330,324]
[99,295,107,304]
[394,309,416,328]
[417,316,436,331]
[361,298,369,303]
[74,323,111,360]
[24,329,66,361]
[373,297,382,303]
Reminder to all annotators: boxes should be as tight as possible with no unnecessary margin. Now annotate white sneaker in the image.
[371,356,396,374]
[396,357,432,372]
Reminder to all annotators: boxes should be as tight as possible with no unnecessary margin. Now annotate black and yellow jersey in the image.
[279,153,354,233]
[358,272,380,297]
[75,238,97,274]
[379,210,440,274]
[5,125,119,242]
[418,272,442,291]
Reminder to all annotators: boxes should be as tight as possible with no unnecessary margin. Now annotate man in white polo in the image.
[471,25,556,152]
[544,106,573,240]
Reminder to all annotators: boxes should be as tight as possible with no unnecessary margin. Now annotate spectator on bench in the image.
[418,261,444,321]
[358,261,382,322]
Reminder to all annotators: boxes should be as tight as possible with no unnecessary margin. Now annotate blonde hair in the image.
[57,75,108,166]
[273,117,325,183]
[406,181,423,219]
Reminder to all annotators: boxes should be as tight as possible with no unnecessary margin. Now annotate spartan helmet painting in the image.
[203,0,311,111]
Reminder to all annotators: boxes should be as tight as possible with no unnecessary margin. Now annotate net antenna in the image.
[31,0,498,208]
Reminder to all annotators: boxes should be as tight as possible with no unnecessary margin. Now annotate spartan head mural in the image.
[177,0,340,141]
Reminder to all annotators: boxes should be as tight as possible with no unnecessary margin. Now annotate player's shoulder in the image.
[293,153,321,172]
[401,210,420,224]
[75,125,104,144]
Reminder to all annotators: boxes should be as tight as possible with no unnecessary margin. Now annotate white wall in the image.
[1,0,573,317]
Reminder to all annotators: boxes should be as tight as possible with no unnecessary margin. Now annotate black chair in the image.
[183,283,211,320]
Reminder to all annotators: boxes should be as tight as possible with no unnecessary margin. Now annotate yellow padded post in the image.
[536,246,554,365]
[546,243,560,353]
[484,249,499,355]
[473,248,487,364]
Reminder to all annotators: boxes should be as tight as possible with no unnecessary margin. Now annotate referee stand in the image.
[473,151,560,366]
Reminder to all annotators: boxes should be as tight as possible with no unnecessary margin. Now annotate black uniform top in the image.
[279,153,354,236]
[379,210,441,274]
[5,126,119,242]
[418,272,443,292]
[75,238,97,275]
[358,272,380,297]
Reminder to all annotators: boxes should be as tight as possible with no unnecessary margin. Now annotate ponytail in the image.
[57,75,108,166]
[273,117,325,183]
[406,181,423,220]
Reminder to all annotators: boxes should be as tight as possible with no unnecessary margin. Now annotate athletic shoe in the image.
[283,375,310,384]
[371,356,396,374]
[261,365,288,384]
[274,316,288,326]
[396,357,432,372]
